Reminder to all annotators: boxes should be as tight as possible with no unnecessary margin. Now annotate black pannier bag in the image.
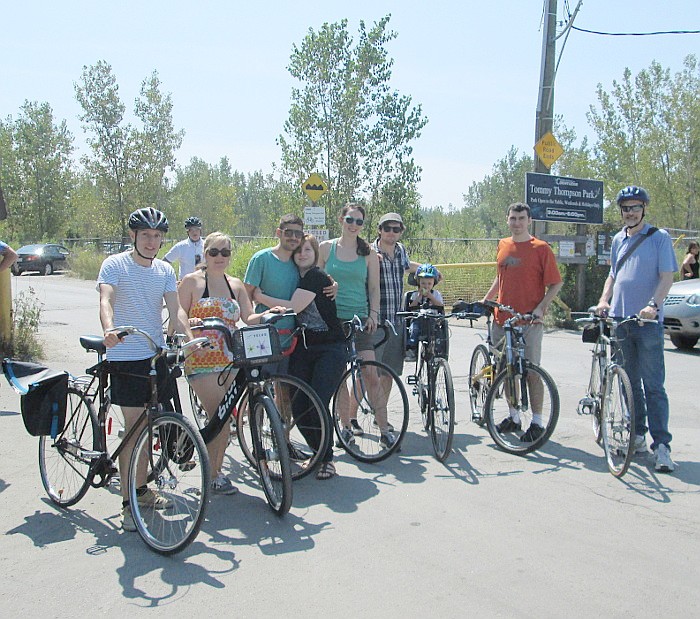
[10,361,70,437]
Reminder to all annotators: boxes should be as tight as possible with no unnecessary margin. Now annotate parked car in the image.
[11,244,71,276]
[663,278,700,350]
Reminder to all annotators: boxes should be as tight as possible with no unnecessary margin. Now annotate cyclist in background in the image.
[164,216,204,279]
[596,185,677,473]
[481,202,562,442]
[98,207,192,532]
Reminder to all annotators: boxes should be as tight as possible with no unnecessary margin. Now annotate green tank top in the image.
[326,239,369,320]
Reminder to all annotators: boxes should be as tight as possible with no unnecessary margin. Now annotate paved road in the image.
[2,274,699,616]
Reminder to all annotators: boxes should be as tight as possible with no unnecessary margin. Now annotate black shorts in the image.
[109,357,175,408]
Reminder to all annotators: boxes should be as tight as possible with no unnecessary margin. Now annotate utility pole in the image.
[533,0,557,240]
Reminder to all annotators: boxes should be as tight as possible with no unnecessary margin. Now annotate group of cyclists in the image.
[96,182,675,532]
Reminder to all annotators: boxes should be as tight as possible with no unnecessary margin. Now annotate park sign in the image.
[526,173,603,224]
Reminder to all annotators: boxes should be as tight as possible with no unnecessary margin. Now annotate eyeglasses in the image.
[281,228,304,239]
[381,224,403,233]
[344,216,364,226]
[207,247,232,257]
[620,205,644,213]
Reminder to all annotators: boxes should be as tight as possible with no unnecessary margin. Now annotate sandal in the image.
[316,462,336,480]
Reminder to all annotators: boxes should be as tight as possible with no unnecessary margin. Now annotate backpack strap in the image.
[614,227,658,272]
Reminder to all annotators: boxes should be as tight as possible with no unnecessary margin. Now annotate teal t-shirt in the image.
[325,239,369,320]
[244,247,299,345]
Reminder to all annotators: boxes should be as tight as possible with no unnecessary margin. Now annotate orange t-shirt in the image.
[495,236,561,325]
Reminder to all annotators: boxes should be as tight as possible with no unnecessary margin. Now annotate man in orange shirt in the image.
[482,202,563,441]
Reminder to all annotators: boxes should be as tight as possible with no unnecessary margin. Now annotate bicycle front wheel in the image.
[485,363,559,455]
[39,387,98,507]
[588,349,604,445]
[429,358,455,462]
[128,411,210,555]
[469,344,492,426]
[602,366,635,477]
[332,360,409,463]
[416,354,430,431]
[250,394,292,515]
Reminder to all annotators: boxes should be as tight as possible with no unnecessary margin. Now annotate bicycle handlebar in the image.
[575,313,658,328]
[341,316,397,348]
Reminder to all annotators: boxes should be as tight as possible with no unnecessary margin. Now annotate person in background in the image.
[596,185,677,473]
[680,240,699,279]
[0,241,18,272]
[164,216,204,279]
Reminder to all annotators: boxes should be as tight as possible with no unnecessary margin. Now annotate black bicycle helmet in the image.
[128,207,169,232]
[185,216,202,229]
[616,186,650,205]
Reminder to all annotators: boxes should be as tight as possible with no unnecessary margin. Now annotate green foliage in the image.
[1,286,44,360]
[0,102,74,243]
[279,15,428,235]
[67,248,106,280]
[587,54,700,229]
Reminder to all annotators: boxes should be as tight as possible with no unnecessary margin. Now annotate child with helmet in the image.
[405,263,444,360]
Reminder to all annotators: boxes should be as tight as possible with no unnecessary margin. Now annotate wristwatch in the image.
[647,299,658,309]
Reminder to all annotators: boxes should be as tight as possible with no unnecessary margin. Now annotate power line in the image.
[572,25,700,36]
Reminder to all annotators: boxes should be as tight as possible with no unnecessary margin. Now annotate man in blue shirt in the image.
[596,186,677,473]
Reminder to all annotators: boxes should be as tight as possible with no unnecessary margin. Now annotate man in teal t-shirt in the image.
[244,214,304,359]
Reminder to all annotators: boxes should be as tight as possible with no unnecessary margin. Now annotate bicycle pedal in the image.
[406,375,418,385]
[577,397,596,415]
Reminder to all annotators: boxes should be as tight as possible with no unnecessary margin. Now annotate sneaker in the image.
[633,434,649,454]
[654,444,675,473]
[350,419,364,436]
[136,488,173,510]
[379,430,397,449]
[405,349,417,361]
[520,423,545,443]
[336,427,356,448]
[496,417,521,434]
[121,505,137,532]
[211,474,238,495]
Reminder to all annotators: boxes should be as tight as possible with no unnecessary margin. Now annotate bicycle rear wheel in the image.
[588,349,604,444]
[468,344,492,426]
[485,363,559,455]
[250,394,292,515]
[601,366,635,477]
[39,387,98,507]
[429,358,455,462]
[188,383,209,430]
[128,411,210,555]
[332,360,409,463]
[415,352,430,431]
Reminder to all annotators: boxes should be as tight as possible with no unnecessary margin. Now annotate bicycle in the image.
[332,317,410,463]
[465,303,497,427]
[478,300,560,455]
[575,311,645,477]
[397,306,458,461]
[4,327,211,555]
[189,314,311,514]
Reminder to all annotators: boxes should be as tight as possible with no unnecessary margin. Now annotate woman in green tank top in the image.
[319,204,395,443]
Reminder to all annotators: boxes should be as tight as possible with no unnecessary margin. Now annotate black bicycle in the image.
[190,314,307,514]
[477,300,560,455]
[4,327,212,555]
[332,317,410,463]
[576,311,644,477]
[397,307,457,461]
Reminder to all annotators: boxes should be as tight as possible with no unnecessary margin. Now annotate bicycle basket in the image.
[230,324,284,367]
[20,371,69,437]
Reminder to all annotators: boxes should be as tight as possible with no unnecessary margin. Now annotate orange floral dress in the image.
[185,278,241,377]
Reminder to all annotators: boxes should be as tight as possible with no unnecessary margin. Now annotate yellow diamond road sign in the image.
[534,132,564,169]
[303,173,327,202]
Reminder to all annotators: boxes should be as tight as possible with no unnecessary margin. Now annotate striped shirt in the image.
[97,251,177,361]
[372,240,410,326]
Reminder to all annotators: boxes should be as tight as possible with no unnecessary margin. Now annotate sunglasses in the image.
[281,228,304,239]
[381,224,403,233]
[344,216,365,226]
[620,205,644,213]
[207,247,232,257]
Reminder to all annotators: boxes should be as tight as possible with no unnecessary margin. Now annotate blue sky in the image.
[2,1,698,209]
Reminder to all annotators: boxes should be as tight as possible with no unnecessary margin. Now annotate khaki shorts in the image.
[372,324,405,376]
[490,322,543,365]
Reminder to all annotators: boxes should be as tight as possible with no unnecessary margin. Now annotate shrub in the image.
[0,286,44,360]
